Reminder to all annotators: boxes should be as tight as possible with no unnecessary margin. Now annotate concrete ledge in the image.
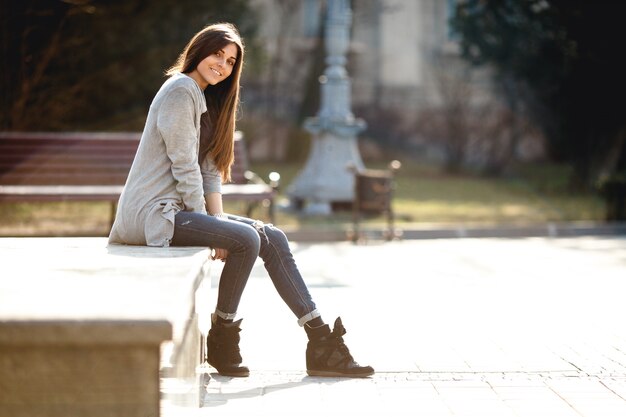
[0,238,211,417]
[0,320,171,345]
[400,221,626,239]
[1,342,162,417]
[281,221,626,242]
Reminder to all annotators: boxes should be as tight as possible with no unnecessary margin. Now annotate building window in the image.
[303,0,322,37]
[447,0,459,40]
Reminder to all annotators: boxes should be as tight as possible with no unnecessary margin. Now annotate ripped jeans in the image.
[170,211,320,326]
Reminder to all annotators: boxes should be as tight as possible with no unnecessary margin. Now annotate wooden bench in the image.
[0,131,280,229]
[0,237,212,416]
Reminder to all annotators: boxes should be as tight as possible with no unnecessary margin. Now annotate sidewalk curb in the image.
[282,222,626,242]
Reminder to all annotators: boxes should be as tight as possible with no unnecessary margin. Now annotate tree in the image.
[0,0,257,131]
[451,0,626,189]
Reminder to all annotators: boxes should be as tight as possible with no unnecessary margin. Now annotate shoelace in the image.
[329,323,356,360]
[329,334,355,362]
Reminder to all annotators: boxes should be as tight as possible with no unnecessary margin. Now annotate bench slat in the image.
[0,175,130,186]
[222,184,275,200]
[0,185,124,201]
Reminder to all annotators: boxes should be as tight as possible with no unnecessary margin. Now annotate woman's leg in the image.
[170,211,260,320]
[172,211,373,377]
[225,215,374,378]
[225,214,320,326]
[171,211,260,377]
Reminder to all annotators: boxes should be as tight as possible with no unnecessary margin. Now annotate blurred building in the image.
[245,0,543,166]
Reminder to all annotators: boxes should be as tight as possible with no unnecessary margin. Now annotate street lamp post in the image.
[287,0,365,215]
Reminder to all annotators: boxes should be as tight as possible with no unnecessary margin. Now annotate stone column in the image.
[287,0,365,215]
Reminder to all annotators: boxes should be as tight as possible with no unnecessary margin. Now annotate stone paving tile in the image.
[162,236,626,417]
[601,379,626,401]
[163,371,626,416]
[546,378,626,417]
[503,399,580,417]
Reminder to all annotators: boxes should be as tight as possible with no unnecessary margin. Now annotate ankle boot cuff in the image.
[213,310,237,323]
[298,309,321,327]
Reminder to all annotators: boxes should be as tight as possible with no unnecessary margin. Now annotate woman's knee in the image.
[266,224,288,243]
[260,224,291,253]
[234,224,261,254]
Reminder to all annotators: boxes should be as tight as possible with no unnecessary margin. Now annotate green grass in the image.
[0,201,113,236]
[245,160,605,227]
[0,161,606,236]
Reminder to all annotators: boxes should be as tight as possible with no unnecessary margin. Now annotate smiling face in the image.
[189,43,238,89]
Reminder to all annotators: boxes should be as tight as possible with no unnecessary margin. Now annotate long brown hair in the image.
[166,23,244,182]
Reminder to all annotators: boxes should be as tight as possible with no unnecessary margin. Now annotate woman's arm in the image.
[157,86,206,214]
[205,192,224,216]
[200,149,224,216]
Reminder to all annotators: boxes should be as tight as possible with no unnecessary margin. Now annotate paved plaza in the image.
[163,234,626,416]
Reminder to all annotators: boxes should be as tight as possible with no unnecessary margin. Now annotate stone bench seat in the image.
[0,237,211,417]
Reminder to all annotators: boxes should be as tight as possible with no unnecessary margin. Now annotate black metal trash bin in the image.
[349,160,401,242]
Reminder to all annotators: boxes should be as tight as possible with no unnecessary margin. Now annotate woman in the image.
[109,23,373,378]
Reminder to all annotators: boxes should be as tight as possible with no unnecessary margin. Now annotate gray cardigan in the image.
[109,73,222,247]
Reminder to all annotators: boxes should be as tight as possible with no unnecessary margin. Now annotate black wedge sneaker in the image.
[206,318,250,377]
[306,317,374,378]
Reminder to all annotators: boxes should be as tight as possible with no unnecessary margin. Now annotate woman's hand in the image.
[211,247,228,262]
